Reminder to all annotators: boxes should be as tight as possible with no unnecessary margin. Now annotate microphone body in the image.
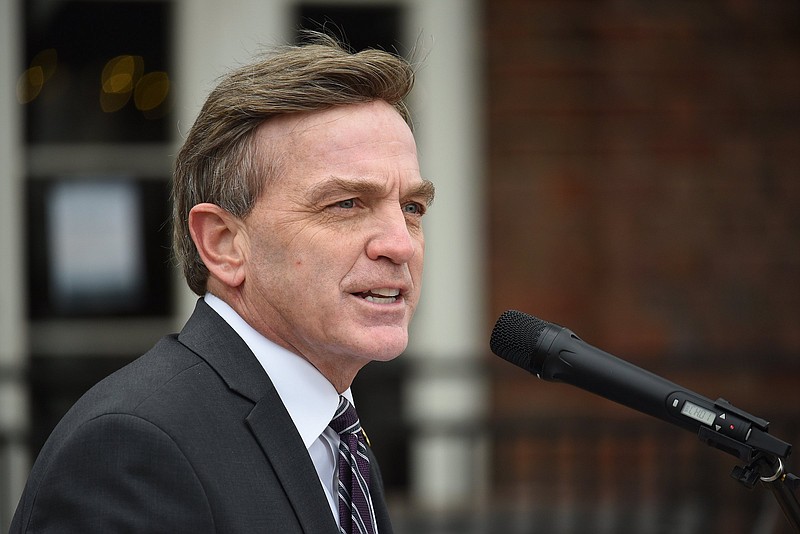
[490,310,791,460]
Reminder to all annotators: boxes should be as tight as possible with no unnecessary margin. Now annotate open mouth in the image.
[355,288,401,304]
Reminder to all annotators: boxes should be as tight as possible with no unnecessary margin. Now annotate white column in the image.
[0,0,30,529]
[172,0,294,322]
[405,0,488,513]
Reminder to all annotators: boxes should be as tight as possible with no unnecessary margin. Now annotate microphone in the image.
[490,309,791,461]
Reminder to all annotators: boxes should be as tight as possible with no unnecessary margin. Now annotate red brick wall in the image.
[486,1,800,531]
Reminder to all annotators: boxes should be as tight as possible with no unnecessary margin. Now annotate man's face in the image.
[237,100,433,385]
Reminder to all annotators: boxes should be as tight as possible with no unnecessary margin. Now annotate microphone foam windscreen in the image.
[490,310,547,373]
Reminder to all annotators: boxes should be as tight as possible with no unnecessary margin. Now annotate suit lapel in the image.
[247,394,338,533]
[367,446,394,534]
[179,299,338,533]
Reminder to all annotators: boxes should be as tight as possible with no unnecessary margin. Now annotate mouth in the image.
[354,288,401,304]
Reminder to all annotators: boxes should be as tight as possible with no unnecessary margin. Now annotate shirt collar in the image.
[204,293,353,449]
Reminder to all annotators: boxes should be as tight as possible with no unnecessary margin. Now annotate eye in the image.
[402,202,424,215]
[335,199,357,209]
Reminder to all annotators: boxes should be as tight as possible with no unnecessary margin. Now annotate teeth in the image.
[361,288,400,304]
[371,288,400,297]
[365,296,396,304]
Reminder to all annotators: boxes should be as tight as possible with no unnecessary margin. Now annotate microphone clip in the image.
[696,397,791,463]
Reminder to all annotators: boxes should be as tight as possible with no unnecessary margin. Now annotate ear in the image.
[188,203,247,288]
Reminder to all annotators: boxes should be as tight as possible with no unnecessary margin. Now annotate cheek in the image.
[413,237,425,267]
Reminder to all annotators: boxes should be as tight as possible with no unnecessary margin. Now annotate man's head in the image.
[173,34,434,390]
[173,33,416,295]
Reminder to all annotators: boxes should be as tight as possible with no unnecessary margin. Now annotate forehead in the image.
[254,101,419,173]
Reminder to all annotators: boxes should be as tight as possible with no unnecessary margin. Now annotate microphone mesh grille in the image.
[490,310,547,373]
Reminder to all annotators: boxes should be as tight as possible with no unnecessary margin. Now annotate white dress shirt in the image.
[204,293,347,523]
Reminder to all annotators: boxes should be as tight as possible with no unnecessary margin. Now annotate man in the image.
[11,33,434,533]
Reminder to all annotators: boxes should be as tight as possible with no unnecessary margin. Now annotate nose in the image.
[365,206,419,264]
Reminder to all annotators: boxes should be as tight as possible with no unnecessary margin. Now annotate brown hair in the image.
[172,33,416,295]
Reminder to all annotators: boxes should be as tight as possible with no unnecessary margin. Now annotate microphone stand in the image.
[730,454,800,531]
[697,399,800,531]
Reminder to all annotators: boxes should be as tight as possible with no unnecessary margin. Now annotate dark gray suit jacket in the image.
[11,299,394,533]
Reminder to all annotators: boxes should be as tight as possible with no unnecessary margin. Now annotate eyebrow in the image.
[309,177,436,206]
[411,179,436,207]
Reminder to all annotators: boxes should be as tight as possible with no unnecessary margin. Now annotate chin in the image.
[369,349,405,363]
[358,332,408,362]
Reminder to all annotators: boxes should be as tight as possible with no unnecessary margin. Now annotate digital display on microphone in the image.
[680,400,717,426]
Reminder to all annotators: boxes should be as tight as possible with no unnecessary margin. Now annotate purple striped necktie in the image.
[329,396,377,534]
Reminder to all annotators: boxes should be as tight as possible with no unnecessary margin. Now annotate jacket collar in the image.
[178,298,269,403]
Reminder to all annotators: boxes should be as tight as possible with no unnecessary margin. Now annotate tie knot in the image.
[329,396,362,436]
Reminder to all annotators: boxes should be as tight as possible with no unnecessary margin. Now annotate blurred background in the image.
[1,0,798,533]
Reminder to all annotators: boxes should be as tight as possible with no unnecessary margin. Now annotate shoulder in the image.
[11,411,216,532]
[73,334,211,416]
[12,334,232,533]
[29,333,217,467]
